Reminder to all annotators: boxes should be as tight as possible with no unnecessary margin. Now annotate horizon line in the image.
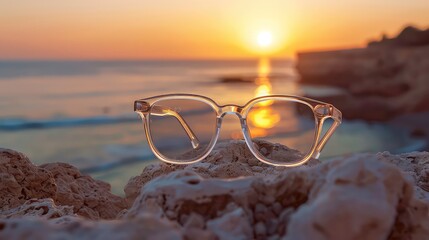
[0,57,295,62]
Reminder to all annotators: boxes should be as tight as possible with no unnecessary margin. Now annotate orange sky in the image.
[0,0,428,60]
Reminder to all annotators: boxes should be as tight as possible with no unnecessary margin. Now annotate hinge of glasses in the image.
[314,104,334,118]
[134,101,151,113]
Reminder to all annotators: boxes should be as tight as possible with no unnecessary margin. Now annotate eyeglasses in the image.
[134,94,342,167]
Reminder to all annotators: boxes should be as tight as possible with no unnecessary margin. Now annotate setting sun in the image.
[243,28,285,56]
[257,31,273,48]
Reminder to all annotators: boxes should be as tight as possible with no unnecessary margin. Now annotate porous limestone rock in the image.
[41,162,127,219]
[0,148,127,220]
[383,153,429,207]
[1,143,428,240]
[0,213,183,240]
[124,140,319,205]
[285,155,410,240]
[0,198,75,220]
[125,153,429,240]
[0,148,57,211]
[377,151,429,195]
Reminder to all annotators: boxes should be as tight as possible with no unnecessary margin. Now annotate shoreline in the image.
[390,111,429,151]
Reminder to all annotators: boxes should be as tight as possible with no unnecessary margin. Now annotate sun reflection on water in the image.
[247,58,281,137]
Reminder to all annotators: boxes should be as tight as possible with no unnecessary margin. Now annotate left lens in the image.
[245,98,316,165]
[148,98,217,163]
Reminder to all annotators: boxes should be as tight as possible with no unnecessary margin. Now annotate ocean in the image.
[0,59,425,194]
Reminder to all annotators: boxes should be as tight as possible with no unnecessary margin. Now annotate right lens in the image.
[148,98,217,162]
[246,99,316,165]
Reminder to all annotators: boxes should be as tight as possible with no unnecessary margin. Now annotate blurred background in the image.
[0,0,428,194]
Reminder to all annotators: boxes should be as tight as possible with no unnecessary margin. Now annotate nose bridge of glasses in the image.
[219,105,243,118]
[216,105,247,139]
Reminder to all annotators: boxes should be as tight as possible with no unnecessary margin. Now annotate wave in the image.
[0,107,214,131]
[0,114,138,131]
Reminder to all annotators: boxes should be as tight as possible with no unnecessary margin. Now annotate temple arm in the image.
[313,106,342,159]
[150,105,200,149]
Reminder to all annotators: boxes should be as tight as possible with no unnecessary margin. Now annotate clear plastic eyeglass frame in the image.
[134,94,342,167]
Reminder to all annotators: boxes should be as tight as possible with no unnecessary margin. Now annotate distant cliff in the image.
[296,26,429,121]
[368,26,429,48]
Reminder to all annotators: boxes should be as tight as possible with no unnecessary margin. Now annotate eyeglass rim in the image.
[134,93,342,167]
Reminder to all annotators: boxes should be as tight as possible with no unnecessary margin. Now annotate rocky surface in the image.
[124,140,320,205]
[296,26,429,121]
[125,153,429,240]
[0,214,183,240]
[378,151,429,199]
[0,148,127,220]
[0,198,75,220]
[0,141,428,240]
[0,149,57,211]
[41,162,127,219]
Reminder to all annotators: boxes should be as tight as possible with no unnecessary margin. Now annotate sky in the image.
[0,0,428,60]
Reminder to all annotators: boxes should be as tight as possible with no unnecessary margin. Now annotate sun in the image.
[257,31,273,48]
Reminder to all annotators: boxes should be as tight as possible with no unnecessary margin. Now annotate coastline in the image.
[296,26,429,152]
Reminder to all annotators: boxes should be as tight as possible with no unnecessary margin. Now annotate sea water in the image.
[0,59,424,194]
